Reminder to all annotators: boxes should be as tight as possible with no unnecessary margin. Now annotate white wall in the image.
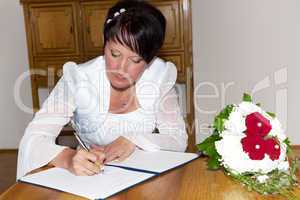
[1,0,300,148]
[0,0,32,149]
[192,0,300,144]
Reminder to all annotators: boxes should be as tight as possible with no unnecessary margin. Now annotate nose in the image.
[118,58,128,73]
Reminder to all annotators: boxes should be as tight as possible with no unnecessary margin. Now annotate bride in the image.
[17,0,187,179]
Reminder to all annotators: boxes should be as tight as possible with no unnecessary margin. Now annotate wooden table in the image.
[0,157,299,200]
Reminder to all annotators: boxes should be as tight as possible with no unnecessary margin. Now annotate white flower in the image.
[215,133,287,174]
[224,110,246,135]
[257,175,269,183]
[278,161,289,172]
[237,102,262,116]
[268,117,286,141]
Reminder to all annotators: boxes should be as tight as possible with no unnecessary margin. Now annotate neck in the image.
[110,83,131,93]
[109,84,138,113]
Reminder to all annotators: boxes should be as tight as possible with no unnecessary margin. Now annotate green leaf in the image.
[283,138,292,155]
[204,143,218,157]
[290,159,298,181]
[197,134,221,153]
[197,134,222,170]
[213,117,224,133]
[207,156,221,170]
[219,104,234,119]
[243,93,252,102]
[213,104,234,133]
[267,111,276,118]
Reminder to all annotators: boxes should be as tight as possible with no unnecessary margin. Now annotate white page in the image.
[107,149,199,173]
[20,166,154,200]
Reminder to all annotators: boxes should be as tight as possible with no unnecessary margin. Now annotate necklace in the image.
[121,102,128,108]
[110,85,137,112]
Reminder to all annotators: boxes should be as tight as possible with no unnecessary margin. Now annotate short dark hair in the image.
[103,0,166,63]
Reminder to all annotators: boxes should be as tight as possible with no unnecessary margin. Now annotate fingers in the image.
[90,149,105,170]
[104,148,133,163]
[91,144,105,152]
[71,159,96,176]
[104,150,120,163]
[71,149,103,176]
[80,156,101,174]
[78,149,98,162]
[73,164,95,176]
[103,145,112,155]
[90,149,105,162]
[105,150,133,163]
[103,137,136,163]
[118,150,133,162]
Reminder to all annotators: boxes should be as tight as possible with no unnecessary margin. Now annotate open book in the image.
[19,149,199,200]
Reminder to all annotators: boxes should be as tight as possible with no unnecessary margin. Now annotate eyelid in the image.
[111,49,121,55]
[110,48,142,62]
[129,57,143,63]
[130,59,141,64]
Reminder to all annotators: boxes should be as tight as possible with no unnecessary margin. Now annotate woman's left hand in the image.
[99,136,136,163]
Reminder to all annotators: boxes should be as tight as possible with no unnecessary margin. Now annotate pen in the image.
[70,120,104,172]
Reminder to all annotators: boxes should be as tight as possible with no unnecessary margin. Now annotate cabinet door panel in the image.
[81,2,115,54]
[151,0,183,50]
[34,58,80,88]
[158,52,185,82]
[30,3,79,56]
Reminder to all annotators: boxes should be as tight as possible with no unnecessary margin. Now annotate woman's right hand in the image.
[50,148,105,176]
[68,148,105,176]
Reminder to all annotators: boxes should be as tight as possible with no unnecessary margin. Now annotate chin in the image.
[110,80,131,91]
[108,73,134,90]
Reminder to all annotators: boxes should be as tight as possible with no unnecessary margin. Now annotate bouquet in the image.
[197,94,299,199]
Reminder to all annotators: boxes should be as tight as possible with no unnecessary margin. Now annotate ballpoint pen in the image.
[70,120,104,172]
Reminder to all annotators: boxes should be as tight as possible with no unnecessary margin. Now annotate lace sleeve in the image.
[17,66,76,179]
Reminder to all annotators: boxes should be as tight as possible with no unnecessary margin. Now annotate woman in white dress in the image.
[17,0,188,179]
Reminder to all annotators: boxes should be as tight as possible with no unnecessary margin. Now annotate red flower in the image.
[241,111,281,161]
[241,135,266,160]
[265,138,281,160]
[245,112,271,137]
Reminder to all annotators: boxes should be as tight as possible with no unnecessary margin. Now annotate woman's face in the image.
[104,40,147,91]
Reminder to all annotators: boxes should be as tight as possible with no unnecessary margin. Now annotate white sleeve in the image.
[124,87,188,152]
[124,61,188,152]
[17,73,76,180]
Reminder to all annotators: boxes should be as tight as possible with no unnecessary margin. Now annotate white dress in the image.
[101,108,156,146]
[17,56,188,179]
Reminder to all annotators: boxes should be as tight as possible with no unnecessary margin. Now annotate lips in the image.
[114,73,126,80]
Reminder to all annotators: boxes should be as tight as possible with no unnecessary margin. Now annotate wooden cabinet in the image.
[34,57,80,87]
[29,2,80,56]
[21,0,195,152]
[81,2,114,55]
[152,0,183,51]
[80,0,184,54]
[159,52,185,80]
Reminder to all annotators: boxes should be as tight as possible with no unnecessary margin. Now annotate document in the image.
[106,149,199,174]
[19,150,199,200]
[20,166,154,200]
